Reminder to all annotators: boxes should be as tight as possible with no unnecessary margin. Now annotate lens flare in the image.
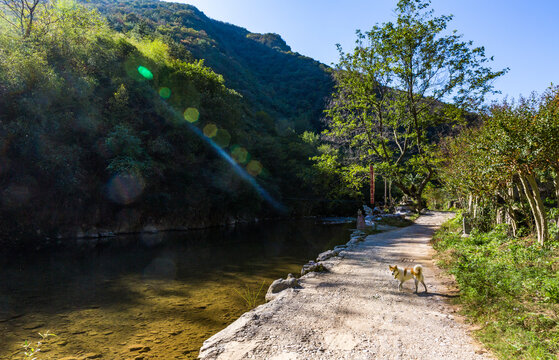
[159,87,171,99]
[214,129,231,148]
[203,123,218,138]
[137,66,154,80]
[150,88,286,213]
[183,107,200,123]
[106,173,145,205]
[247,160,263,176]
[231,146,250,164]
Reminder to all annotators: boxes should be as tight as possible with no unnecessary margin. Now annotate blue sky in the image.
[165,0,558,102]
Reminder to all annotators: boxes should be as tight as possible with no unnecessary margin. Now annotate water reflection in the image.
[0,219,353,359]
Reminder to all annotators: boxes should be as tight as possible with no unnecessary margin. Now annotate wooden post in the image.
[370,164,375,206]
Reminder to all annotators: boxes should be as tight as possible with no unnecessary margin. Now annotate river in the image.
[0,219,354,359]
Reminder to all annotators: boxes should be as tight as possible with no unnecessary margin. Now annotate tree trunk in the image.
[503,184,517,237]
[519,172,547,245]
[496,208,504,224]
[369,164,375,206]
[384,178,387,207]
[389,180,392,207]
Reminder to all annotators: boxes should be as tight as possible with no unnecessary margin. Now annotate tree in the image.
[0,0,50,37]
[322,0,506,210]
[440,87,559,244]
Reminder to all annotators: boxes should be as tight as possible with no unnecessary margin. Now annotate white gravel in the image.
[199,211,492,360]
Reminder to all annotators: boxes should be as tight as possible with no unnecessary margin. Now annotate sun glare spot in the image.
[214,129,231,148]
[106,173,145,205]
[203,123,218,138]
[159,87,171,99]
[137,66,154,80]
[183,107,200,123]
[231,145,250,164]
[247,160,263,176]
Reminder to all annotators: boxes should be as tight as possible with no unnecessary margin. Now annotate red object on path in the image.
[370,164,375,206]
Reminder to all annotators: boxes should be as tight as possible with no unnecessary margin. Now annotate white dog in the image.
[388,264,427,293]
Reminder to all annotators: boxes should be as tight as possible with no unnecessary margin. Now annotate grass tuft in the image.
[234,281,266,310]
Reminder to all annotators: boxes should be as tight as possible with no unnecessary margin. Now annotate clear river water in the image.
[0,219,354,359]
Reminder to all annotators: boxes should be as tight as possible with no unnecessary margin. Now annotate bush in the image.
[433,217,559,359]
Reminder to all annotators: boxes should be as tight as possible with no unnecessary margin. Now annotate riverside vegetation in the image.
[0,0,360,247]
[434,213,559,359]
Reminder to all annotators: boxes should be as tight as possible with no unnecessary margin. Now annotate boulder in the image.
[265,273,299,301]
[316,250,336,262]
[301,261,326,276]
[333,245,347,252]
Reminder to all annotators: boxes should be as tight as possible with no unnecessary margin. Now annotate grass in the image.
[234,282,266,310]
[22,331,57,359]
[432,214,559,359]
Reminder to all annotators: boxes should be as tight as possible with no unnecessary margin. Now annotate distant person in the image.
[357,209,366,230]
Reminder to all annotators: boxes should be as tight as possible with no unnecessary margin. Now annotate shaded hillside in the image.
[0,1,356,247]
[87,0,334,132]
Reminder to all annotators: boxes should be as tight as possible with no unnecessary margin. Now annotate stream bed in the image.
[0,219,354,359]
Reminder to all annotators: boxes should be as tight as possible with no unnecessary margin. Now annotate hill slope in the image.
[88,0,334,132]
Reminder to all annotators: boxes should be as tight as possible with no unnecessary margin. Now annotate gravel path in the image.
[198,211,492,359]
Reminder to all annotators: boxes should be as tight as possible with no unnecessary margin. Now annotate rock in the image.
[84,229,100,238]
[333,245,347,252]
[395,205,412,215]
[301,261,326,276]
[316,250,336,262]
[142,225,159,234]
[363,205,373,216]
[128,344,147,352]
[265,274,299,301]
[81,353,102,359]
[98,230,115,238]
[23,322,44,330]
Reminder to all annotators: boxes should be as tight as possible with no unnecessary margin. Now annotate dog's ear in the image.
[388,265,394,270]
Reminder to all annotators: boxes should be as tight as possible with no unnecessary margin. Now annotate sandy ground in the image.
[199,211,493,360]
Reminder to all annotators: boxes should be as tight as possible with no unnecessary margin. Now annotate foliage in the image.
[433,215,559,359]
[0,0,356,246]
[87,0,333,133]
[439,87,559,244]
[320,0,505,211]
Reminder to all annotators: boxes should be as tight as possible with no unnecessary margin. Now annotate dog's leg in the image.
[414,279,418,293]
[398,281,402,291]
[421,280,427,293]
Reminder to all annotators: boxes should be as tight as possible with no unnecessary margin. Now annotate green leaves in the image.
[322,0,504,208]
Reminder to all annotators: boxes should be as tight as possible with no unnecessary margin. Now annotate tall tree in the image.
[322,0,506,210]
[0,0,50,37]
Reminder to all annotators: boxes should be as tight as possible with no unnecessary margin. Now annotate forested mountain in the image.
[87,0,333,132]
[0,0,350,246]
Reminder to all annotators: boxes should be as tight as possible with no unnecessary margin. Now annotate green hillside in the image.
[0,0,352,246]
[87,0,333,132]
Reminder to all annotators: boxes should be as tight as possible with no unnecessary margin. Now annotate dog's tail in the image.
[413,264,423,276]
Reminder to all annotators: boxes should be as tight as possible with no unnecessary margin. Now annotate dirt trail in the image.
[199,211,492,360]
